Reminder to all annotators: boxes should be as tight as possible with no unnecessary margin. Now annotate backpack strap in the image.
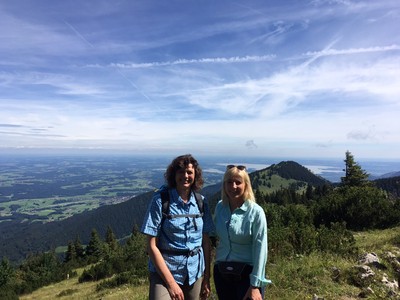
[193,191,204,215]
[160,189,170,217]
[160,189,204,219]
[159,189,170,230]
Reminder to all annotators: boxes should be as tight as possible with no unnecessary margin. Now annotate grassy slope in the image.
[19,267,149,300]
[20,226,400,300]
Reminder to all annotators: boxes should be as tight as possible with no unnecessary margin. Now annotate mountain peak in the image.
[251,160,330,189]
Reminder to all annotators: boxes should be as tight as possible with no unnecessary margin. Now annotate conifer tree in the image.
[254,189,264,203]
[85,229,104,262]
[305,184,314,200]
[64,241,76,263]
[131,224,140,236]
[0,257,14,287]
[74,236,85,260]
[105,226,119,253]
[341,150,370,187]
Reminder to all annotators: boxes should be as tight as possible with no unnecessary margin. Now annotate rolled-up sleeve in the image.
[249,206,271,287]
[141,191,162,237]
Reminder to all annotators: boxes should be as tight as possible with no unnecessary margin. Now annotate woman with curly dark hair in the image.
[141,154,214,300]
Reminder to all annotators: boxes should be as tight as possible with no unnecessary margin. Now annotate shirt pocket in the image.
[163,217,188,236]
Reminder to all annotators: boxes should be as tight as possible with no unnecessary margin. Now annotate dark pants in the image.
[213,264,264,300]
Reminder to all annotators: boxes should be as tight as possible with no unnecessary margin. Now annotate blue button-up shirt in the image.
[141,186,215,285]
[214,199,270,287]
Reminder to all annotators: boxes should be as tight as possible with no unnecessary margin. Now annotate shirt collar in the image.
[223,199,251,211]
[239,200,251,211]
[171,188,196,206]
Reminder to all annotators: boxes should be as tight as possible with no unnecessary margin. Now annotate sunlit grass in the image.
[354,226,400,252]
[19,267,149,300]
[266,252,360,300]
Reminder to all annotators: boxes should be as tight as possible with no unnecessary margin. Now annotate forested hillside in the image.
[0,191,151,263]
[374,176,400,198]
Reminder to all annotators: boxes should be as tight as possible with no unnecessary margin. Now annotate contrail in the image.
[63,20,159,110]
[300,39,339,69]
[115,69,161,110]
[64,21,95,48]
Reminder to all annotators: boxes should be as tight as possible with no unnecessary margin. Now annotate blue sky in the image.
[0,0,399,159]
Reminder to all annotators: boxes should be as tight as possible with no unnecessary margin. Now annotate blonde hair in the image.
[221,167,255,204]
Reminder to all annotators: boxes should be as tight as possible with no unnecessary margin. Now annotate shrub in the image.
[96,272,143,291]
[317,222,358,257]
[0,287,18,300]
[57,288,78,297]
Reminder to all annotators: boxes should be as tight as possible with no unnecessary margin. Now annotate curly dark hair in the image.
[164,154,204,191]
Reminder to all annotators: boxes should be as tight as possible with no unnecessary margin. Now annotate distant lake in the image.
[195,155,400,183]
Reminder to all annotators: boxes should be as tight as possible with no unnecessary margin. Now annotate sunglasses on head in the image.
[226,164,246,171]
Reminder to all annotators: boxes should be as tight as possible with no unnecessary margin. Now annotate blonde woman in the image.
[213,165,270,300]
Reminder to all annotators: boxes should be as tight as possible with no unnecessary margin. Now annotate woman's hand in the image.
[167,281,185,300]
[200,277,211,299]
[147,236,184,299]
[243,285,263,300]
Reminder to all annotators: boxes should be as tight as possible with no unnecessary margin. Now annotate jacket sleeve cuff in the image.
[250,274,272,287]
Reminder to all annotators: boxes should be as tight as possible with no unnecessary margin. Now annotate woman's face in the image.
[175,163,195,190]
[225,175,245,201]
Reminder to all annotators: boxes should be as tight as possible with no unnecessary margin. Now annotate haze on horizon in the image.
[0,0,399,160]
